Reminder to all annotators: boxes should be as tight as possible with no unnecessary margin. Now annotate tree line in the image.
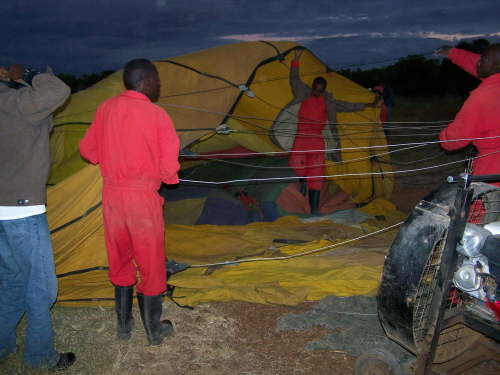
[57,70,115,93]
[340,39,491,97]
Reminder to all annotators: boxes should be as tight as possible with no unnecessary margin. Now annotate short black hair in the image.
[312,76,327,88]
[123,59,156,90]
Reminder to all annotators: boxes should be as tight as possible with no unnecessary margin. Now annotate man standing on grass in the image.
[437,44,500,221]
[0,65,75,370]
[79,59,180,346]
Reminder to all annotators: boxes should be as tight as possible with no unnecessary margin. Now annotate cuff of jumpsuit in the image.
[162,175,179,185]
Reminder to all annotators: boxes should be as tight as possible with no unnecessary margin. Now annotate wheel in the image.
[354,349,400,375]
[377,183,458,353]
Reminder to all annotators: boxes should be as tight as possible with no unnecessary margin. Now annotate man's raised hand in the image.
[293,48,304,61]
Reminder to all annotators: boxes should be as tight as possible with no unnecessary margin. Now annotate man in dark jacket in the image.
[0,65,75,370]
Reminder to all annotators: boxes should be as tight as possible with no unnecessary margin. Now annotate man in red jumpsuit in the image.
[437,44,500,222]
[287,49,378,214]
[79,59,180,346]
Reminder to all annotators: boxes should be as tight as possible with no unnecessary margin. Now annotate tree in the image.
[385,55,441,96]
[57,70,115,93]
[339,38,491,97]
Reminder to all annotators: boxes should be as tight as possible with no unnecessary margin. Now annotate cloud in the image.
[2,0,500,74]
[315,14,369,22]
[218,31,500,45]
[409,31,500,42]
[219,33,359,42]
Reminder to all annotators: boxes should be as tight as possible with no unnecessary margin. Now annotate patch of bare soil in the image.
[212,301,355,375]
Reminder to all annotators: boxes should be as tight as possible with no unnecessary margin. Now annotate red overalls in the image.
[79,90,180,296]
[289,95,328,190]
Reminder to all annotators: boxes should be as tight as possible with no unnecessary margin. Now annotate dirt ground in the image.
[1,300,352,375]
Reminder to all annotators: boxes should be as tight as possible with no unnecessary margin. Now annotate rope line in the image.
[179,136,500,158]
[161,100,454,126]
[237,129,442,139]
[193,143,435,170]
[188,221,403,268]
[179,150,500,185]
[50,118,445,139]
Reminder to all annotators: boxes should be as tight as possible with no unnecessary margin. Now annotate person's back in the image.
[0,66,75,371]
[0,72,69,206]
[79,59,180,347]
[90,91,175,184]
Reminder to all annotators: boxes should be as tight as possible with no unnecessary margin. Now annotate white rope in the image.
[196,143,433,170]
[179,150,500,185]
[159,102,454,127]
[235,129,442,139]
[189,221,403,268]
[53,99,452,133]
[180,136,500,158]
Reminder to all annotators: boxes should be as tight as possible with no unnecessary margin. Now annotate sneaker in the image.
[49,352,76,372]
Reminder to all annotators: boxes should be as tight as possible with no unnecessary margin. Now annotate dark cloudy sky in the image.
[1,0,499,75]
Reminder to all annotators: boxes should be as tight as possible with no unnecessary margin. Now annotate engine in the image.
[453,222,500,321]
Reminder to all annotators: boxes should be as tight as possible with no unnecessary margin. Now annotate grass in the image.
[391,95,464,122]
[383,95,469,211]
[387,95,467,175]
[1,301,240,375]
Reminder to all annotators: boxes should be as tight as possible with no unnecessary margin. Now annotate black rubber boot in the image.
[308,189,320,215]
[115,285,134,340]
[137,293,174,346]
[299,178,308,196]
[49,352,76,372]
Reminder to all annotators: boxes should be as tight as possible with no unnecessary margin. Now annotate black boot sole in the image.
[49,352,76,372]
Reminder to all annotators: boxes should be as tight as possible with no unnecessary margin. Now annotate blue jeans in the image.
[0,214,59,367]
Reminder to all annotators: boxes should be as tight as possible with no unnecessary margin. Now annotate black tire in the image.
[377,183,457,353]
